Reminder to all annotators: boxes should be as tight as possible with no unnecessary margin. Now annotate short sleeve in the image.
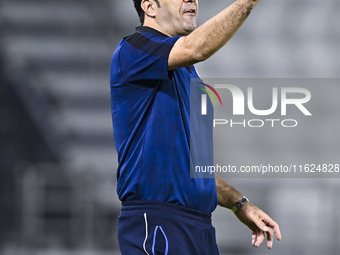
[119,32,181,83]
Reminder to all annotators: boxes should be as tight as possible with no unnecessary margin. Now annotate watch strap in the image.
[231,196,249,213]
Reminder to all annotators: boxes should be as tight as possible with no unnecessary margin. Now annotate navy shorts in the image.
[118,200,220,255]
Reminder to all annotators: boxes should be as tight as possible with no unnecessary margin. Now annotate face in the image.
[155,0,199,36]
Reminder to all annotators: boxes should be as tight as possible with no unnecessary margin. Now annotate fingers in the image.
[252,230,265,248]
[252,231,256,246]
[251,228,273,249]
[261,216,282,241]
[252,216,279,249]
[237,203,281,249]
[272,222,282,241]
[266,227,274,249]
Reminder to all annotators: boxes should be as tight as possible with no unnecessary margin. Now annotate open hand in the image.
[235,202,281,249]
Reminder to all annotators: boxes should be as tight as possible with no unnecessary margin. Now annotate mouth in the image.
[183,8,196,15]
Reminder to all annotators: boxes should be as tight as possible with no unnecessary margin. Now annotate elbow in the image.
[179,36,211,64]
[192,50,209,63]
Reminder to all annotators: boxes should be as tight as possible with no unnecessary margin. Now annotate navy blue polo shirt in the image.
[110,26,218,214]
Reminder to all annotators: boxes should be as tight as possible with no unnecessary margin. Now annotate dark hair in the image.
[133,0,160,25]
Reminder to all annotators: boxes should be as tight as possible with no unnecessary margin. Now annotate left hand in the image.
[235,202,281,249]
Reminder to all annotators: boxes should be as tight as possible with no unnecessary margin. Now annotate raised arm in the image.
[168,0,261,70]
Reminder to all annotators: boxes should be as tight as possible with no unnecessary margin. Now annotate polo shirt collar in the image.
[136,26,169,38]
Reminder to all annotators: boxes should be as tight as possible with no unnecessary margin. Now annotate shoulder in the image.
[120,28,180,58]
[126,34,178,51]
[122,32,152,52]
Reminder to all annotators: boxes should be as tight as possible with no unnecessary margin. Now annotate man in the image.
[110,0,281,254]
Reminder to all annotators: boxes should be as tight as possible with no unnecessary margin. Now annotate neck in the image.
[143,19,175,37]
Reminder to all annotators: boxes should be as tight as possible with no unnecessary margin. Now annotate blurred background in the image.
[0,0,339,255]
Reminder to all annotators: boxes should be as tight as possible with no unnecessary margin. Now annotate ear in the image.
[141,0,157,19]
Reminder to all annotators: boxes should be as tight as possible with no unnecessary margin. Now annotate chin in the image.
[183,24,197,35]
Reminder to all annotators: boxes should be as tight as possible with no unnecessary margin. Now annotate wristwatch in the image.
[231,196,249,213]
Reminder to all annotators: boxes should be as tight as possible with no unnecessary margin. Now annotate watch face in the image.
[232,197,249,213]
[237,197,249,208]
[240,198,248,204]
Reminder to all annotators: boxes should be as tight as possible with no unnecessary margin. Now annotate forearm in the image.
[189,0,256,59]
[215,175,244,209]
[169,0,260,69]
